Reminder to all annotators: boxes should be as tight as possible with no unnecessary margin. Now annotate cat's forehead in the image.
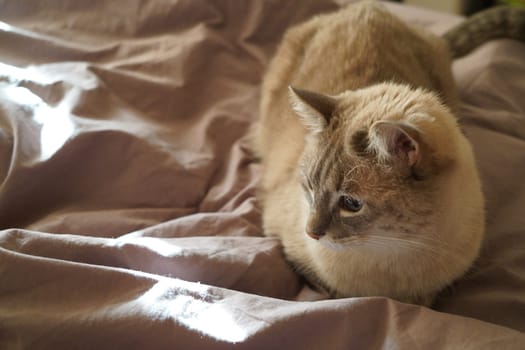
[303,139,384,192]
[335,84,441,127]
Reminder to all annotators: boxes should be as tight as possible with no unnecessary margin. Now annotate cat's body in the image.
[253,2,487,305]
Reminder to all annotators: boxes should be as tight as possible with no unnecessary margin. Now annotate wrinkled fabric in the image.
[0,0,524,349]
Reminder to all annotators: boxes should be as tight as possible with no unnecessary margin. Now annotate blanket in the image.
[1,0,524,348]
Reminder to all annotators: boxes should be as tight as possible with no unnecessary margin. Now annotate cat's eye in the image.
[338,195,363,212]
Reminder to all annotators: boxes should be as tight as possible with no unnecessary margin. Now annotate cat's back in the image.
[255,2,456,177]
[266,2,450,95]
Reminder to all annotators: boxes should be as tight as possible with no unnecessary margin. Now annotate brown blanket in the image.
[1,0,524,348]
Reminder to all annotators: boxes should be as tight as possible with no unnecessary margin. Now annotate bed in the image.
[1,0,524,348]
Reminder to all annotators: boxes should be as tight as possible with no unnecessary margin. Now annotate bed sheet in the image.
[1,0,524,349]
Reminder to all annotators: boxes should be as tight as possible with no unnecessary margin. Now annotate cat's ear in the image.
[288,86,337,133]
[368,121,420,168]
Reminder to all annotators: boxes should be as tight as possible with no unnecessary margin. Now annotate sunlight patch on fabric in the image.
[0,21,14,32]
[0,62,50,84]
[137,279,248,343]
[1,63,76,160]
[2,85,74,159]
[115,236,185,257]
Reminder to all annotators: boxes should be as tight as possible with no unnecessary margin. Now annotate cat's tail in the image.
[444,6,525,58]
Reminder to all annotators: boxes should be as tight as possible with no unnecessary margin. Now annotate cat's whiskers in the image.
[364,235,469,265]
[325,233,465,262]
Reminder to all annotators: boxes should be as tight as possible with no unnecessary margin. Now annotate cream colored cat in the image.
[252,2,485,306]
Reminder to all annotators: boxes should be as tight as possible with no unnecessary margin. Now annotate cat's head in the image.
[289,83,467,251]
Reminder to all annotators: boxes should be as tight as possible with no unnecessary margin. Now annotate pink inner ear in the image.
[395,131,418,167]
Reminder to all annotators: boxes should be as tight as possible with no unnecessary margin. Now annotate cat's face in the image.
[290,84,454,251]
[300,134,436,251]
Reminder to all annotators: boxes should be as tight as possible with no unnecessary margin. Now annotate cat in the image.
[251,1,495,306]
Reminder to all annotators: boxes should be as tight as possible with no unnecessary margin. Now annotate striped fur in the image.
[445,6,525,58]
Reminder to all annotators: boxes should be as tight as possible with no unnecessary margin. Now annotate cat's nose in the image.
[306,212,329,240]
[306,230,325,240]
